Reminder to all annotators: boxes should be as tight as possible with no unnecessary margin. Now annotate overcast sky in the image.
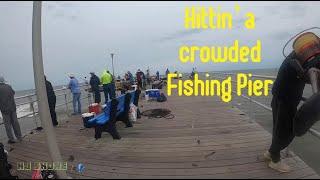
[0,1,319,90]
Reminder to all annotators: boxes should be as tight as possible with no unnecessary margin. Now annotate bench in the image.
[86,90,141,140]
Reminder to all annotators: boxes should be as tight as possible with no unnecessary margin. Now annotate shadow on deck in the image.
[6,92,320,179]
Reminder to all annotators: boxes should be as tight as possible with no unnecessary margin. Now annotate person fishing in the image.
[136,69,144,89]
[190,68,195,79]
[146,69,151,86]
[127,71,134,85]
[0,76,22,144]
[165,68,170,77]
[108,70,116,99]
[45,76,58,126]
[68,74,82,115]
[156,71,160,80]
[89,72,101,104]
[100,70,115,103]
[264,32,320,173]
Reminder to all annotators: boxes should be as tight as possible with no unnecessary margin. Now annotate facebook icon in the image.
[77,163,85,173]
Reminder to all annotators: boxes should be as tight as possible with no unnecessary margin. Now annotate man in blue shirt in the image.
[68,74,81,115]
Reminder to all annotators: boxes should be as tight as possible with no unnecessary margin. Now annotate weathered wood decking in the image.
[6,91,320,179]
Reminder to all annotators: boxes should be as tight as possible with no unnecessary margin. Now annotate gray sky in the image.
[0,1,319,90]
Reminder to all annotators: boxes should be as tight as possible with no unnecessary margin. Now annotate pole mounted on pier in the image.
[110,53,115,78]
[32,2,69,179]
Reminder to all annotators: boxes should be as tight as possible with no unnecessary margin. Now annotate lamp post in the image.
[110,53,115,77]
[32,2,68,179]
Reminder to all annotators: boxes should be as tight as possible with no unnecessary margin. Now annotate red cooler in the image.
[89,103,101,115]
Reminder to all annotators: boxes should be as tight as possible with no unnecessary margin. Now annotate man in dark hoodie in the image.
[89,72,101,104]
[45,76,58,126]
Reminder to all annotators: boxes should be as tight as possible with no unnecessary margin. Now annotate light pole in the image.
[32,2,68,179]
[110,53,115,78]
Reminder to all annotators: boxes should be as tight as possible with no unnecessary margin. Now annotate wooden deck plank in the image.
[5,91,318,179]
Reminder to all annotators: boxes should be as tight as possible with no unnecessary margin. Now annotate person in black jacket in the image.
[89,72,101,104]
[45,76,58,126]
[264,51,320,173]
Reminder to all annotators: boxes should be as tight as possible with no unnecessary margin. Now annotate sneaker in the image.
[71,112,77,116]
[17,137,23,142]
[268,160,291,173]
[7,140,16,144]
[263,151,272,162]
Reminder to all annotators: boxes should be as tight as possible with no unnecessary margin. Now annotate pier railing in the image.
[0,83,92,138]
[213,72,320,139]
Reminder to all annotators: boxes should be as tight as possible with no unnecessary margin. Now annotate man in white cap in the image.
[68,74,82,115]
[0,76,22,144]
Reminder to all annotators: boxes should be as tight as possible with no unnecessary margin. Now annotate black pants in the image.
[269,97,296,163]
[49,98,58,126]
[137,81,142,89]
[93,90,101,104]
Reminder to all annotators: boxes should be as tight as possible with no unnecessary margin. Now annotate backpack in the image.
[0,143,14,179]
[157,93,167,102]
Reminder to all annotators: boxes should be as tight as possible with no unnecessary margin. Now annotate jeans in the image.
[103,83,116,103]
[269,97,296,163]
[2,110,22,141]
[72,93,81,114]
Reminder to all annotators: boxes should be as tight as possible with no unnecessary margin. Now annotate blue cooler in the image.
[146,89,160,99]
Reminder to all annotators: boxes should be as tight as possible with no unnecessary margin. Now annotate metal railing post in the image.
[64,92,69,116]
[29,96,39,128]
[88,90,92,106]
